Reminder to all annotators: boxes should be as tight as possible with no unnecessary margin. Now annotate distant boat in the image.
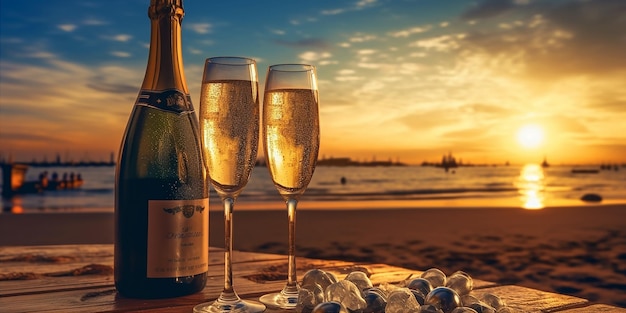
[1,163,84,198]
[600,163,620,171]
[439,151,458,172]
[571,169,600,174]
[541,156,549,168]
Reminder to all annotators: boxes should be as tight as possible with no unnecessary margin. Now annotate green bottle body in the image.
[114,0,209,299]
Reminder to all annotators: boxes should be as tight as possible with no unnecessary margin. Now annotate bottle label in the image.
[146,198,209,278]
[137,89,193,114]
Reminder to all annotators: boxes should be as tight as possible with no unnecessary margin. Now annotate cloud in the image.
[320,0,378,16]
[540,0,626,72]
[321,8,345,16]
[349,34,377,43]
[188,47,202,55]
[0,132,67,143]
[335,69,364,82]
[105,34,132,42]
[27,52,56,59]
[270,29,286,35]
[357,49,376,55]
[356,0,378,9]
[335,75,362,82]
[82,18,106,26]
[0,57,142,156]
[586,89,626,112]
[462,103,512,115]
[58,24,77,32]
[356,62,382,69]
[274,38,331,50]
[397,62,424,75]
[188,23,212,34]
[410,52,427,58]
[409,34,463,52]
[461,0,516,20]
[457,0,626,79]
[389,25,432,38]
[111,51,131,58]
[299,51,332,62]
[86,82,137,94]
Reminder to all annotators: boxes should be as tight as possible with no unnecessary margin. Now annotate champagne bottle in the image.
[114,0,208,299]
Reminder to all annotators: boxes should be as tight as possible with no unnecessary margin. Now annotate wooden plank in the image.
[0,256,283,297]
[0,279,300,313]
[1,285,210,313]
[0,253,424,313]
[558,304,626,312]
[0,269,286,313]
[471,285,589,313]
[2,245,620,313]
[0,245,227,273]
[0,246,291,297]
[0,275,114,297]
[0,245,288,274]
[0,244,498,302]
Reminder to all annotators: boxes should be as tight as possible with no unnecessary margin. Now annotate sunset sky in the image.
[1,0,625,165]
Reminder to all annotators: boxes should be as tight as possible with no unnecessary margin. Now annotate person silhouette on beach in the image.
[38,171,49,190]
[50,172,60,189]
[69,172,76,189]
[61,173,68,189]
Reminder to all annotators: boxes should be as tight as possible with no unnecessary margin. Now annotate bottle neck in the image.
[141,0,188,93]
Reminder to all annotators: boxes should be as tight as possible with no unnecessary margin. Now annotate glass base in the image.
[259,291,299,310]
[193,299,266,313]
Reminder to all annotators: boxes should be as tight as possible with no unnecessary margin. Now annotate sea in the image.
[2,164,625,213]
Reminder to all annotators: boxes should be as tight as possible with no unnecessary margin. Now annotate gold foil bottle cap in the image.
[148,0,184,20]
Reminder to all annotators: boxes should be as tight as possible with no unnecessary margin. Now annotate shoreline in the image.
[0,203,625,308]
[3,195,625,213]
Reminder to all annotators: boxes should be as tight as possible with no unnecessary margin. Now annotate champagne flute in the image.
[193,57,265,313]
[259,64,320,309]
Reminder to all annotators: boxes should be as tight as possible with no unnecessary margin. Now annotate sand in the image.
[0,202,625,308]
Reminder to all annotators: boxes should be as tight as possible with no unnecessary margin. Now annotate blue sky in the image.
[1,0,625,164]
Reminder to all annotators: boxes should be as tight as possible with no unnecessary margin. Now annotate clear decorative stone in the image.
[445,271,473,296]
[325,280,367,311]
[481,293,505,310]
[411,289,426,305]
[345,271,373,291]
[406,277,433,298]
[451,307,478,313]
[468,302,496,313]
[385,288,421,313]
[460,294,480,307]
[297,282,325,313]
[302,269,338,291]
[420,304,444,313]
[425,287,461,313]
[311,301,349,313]
[420,268,447,287]
[362,288,387,313]
[377,282,400,296]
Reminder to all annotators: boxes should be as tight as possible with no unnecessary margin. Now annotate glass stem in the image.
[283,198,299,294]
[219,197,240,302]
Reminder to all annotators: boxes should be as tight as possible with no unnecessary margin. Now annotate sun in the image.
[516,124,544,149]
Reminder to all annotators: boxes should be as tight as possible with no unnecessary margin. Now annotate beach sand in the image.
[1,202,625,308]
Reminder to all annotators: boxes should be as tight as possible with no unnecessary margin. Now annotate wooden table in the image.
[0,245,623,312]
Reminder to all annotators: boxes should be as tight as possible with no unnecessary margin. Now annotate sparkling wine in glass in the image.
[193,57,265,313]
[259,64,320,309]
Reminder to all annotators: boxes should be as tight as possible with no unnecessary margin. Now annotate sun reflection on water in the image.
[515,163,545,209]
